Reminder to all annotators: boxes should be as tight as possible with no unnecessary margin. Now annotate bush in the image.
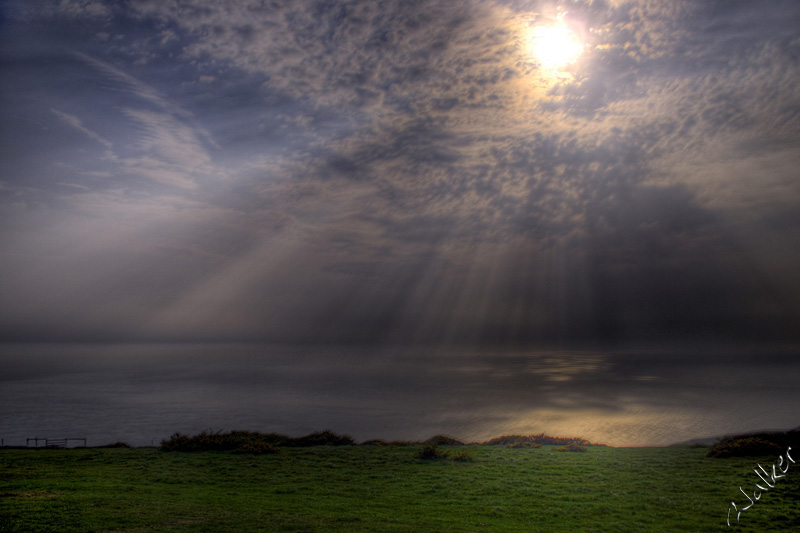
[160,429,354,452]
[485,434,597,447]
[160,430,266,452]
[707,430,799,458]
[452,451,473,462]
[554,443,587,452]
[99,442,131,448]
[425,435,464,446]
[360,439,388,446]
[415,443,450,460]
[233,441,278,455]
[161,433,192,451]
[707,437,785,458]
[485,435,527,446]
[506,440,542,449]
[287,430,355,447]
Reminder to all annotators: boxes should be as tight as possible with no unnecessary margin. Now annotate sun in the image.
[529,22,583,71]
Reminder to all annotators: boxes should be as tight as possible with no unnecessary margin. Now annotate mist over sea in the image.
[1,343,797,447]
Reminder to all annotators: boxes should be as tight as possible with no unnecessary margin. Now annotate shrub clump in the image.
[361,439,388,446]
[706,437,785,458]
[233,441,279,455]
[287,430,355,447]
[424,435,464,446]
[452,451,473,462]
[502,436,542,449]
[361,439,414,446]
[160,429,354,452]
[161,433,192,451]
[554,443,587,452]
[484,434,597,447]
[161,430,276,452]
[415,443,450,460]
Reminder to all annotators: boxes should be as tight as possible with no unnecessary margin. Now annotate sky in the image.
[2,0,800,349]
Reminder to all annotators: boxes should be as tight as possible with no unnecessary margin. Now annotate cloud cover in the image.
[1,0,799,346]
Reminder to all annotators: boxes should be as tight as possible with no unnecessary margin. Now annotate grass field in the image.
[2,445,799,532]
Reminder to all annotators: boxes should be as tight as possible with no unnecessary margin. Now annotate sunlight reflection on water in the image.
[0,343,798,447]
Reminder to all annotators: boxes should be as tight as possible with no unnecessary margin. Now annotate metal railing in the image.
[26,437,87,448]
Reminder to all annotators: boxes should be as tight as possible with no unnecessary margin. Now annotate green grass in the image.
[2,445,799,531]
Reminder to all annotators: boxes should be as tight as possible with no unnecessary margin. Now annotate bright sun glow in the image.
[529,23,583,71]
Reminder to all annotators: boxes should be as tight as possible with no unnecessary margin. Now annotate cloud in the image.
[2,0,799,345]
[117,107,214,189]
[56,0,111,19]
[50,108,113,149]
[72,52,211,132]
[50,52,224,191]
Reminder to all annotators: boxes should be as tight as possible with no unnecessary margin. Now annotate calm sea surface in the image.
[1,343,798,447]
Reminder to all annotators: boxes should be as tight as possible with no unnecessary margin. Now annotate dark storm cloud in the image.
[1,0,799,346]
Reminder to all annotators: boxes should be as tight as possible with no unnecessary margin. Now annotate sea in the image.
[1,343,798,447]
